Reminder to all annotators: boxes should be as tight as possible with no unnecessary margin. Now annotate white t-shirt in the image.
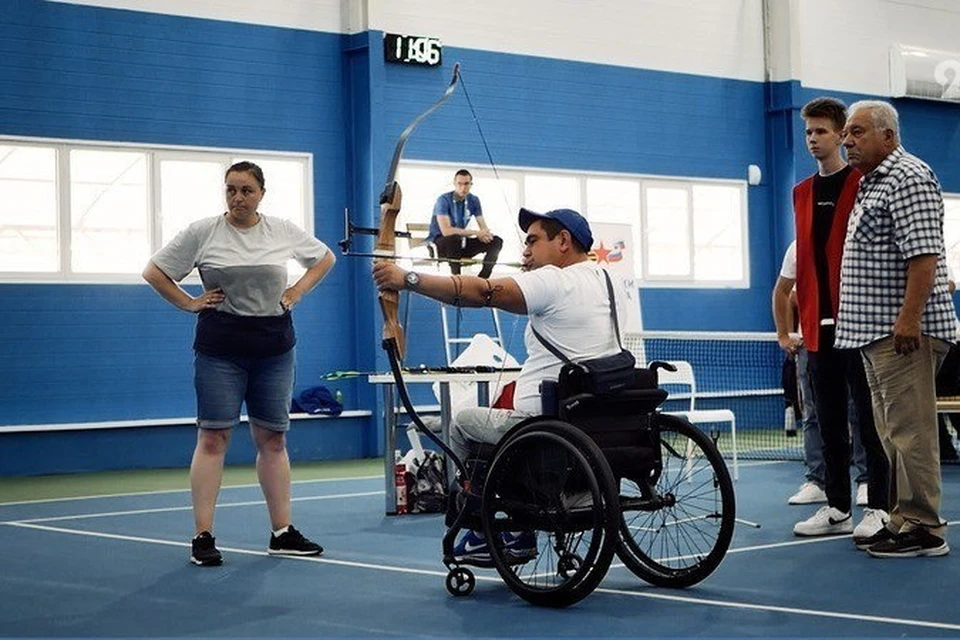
[779,240,797,280]
[150,213,329,357]
[152,214,329,317]
[511,261,630,414]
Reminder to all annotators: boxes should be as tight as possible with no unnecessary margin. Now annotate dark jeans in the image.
[434,235,503,278]
[807,328,889,513]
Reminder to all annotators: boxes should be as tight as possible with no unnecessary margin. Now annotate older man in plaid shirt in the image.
[836,100,955,558]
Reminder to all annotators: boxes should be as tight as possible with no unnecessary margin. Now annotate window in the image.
[397,160,749,287]
[943,193,960,279]
[158,157,224,247]
[70,149,149,274]
[692,184,744,281]
[0,145,58,273]
[586,178,642,275]
[524,174,580,212]
[643,183,691,277]
[0,137,311,282]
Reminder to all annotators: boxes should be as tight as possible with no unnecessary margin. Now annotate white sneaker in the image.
[852,508,889,548]
[793,506,853,537]
[856,483,868,507]
[788,482,828,505]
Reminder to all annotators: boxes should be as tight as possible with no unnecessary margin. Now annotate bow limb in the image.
[375,64,470,482]
[379,63,460,205]
[375,63,460,361]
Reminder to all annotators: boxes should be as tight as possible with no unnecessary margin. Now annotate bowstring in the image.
[458,70,529,428]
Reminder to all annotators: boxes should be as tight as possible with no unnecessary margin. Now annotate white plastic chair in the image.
[405,222,436,268]
[658,360,739,481]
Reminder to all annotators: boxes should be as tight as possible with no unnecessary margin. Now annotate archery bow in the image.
[374,64,470,480]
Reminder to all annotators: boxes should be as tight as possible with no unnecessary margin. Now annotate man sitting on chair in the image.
[374,207,630,561]
[429,169,503,278]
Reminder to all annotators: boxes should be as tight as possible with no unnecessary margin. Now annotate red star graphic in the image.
[593,241,612,264]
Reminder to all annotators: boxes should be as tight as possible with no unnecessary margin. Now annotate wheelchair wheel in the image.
[617,413,735,588]
[445,567,475,597]
[480,420,619,608]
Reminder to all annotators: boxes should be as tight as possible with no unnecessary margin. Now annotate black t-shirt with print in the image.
[811,165,853,323]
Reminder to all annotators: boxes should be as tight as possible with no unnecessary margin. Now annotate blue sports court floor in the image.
[3,459,960,638]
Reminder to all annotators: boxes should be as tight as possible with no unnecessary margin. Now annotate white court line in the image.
[735,459,792,469]
[606,519,960,571]
[0,474,382,507]
[594,585,960,632]
[4,520,960,633]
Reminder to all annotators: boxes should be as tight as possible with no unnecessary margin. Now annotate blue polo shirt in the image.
[428,191,482,241]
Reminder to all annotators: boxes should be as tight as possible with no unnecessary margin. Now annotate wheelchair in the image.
[440,361,736,608]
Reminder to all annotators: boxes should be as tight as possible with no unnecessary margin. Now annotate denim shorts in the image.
[194,349,295,432]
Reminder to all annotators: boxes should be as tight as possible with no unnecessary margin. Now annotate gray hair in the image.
[848,100,900,141]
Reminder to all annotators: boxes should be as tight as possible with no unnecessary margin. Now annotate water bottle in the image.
[394,449,408,515]
[784,406,797,437]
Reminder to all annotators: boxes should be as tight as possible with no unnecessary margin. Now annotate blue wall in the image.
[766,84,960,265]
[0,2,362,425]
[2,3,960,475]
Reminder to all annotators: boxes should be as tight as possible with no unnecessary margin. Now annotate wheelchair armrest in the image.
[560,388,669,420]
[649,361,677,374]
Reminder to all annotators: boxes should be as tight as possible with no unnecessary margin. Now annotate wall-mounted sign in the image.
[384,33,442,67]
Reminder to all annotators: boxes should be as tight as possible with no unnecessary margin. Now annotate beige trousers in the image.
[861,335,951,537]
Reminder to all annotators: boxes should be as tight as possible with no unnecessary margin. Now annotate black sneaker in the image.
[191,531,223,566]
[867,528,949,558]
[855,525,896,550]
[268,525,323,557]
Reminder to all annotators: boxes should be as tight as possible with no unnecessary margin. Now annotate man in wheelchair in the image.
[374,206,635,562]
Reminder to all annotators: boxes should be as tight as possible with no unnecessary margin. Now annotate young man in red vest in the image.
[790,97,890,546]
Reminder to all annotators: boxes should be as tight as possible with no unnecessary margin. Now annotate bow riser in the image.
[376,181,405,359]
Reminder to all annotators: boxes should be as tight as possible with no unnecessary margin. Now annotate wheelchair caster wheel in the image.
[446,568,475,597]
[557,553,582,579]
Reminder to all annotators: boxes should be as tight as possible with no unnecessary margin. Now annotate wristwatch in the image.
[404,271,420,290]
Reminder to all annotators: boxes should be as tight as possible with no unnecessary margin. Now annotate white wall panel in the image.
[798,0,960,94]
[369,0,766,81]
[50,0,960,93]
[48,0,347,33]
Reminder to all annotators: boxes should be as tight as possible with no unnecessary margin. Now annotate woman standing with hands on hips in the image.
[143,161,335,566]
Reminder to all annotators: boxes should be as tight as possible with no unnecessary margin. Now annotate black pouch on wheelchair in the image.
[563,349,636,395]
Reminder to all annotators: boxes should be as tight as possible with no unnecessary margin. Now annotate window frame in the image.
[0,135,313,284]
[399,159,750,289]
[941,191,960,280]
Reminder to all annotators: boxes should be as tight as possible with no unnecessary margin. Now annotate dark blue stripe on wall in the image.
[382,47,768,179]
[0,419,369,476]
[790,87,960,192]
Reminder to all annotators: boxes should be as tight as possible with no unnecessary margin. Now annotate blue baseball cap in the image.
[518,207,593,250]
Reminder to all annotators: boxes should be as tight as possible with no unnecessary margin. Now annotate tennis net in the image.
[625,330,803,462]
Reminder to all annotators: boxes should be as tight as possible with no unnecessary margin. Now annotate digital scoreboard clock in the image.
[383,33,442,67]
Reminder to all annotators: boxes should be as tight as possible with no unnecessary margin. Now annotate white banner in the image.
[590,222,642,333]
